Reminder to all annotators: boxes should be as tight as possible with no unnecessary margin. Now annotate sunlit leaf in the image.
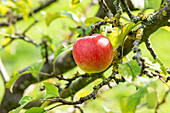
[71,0,80,6]
[26,61,45,78]
[147,90,157,109]
[120,87,147,113]
[0,4,9,15]
[144,0,162,11]
[46,11,80,25]
[153,58,167,75]
[120,21,141,45]
[6,61,44,92]
[162,26,170,32]
[107,29,120,49]
[131,0,161,11]
[6,71,31,92]
[10,96,37,113]
[144,57,167,76]
[53,44,73,64]
[5,25,15,35]
[85,17,103,26]
[119,60,140,80]
[43,82,59,98]
[46,12,65,25]
[75,89,91,99]
[25,107,46,113]
[131,0,144,10]
[54,45,65,59]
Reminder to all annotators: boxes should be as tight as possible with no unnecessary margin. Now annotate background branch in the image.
[0,0,57,27]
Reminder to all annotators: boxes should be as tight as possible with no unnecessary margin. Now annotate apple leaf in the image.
[9,96,37,113]
[131,0,161,11]
[85,26,92,36]
[119,60,140,80]
[6,61,44,92]
[6,71,33,93]
[144,0,162,11]
[46,11,80,26]
[26,61,44,78]
[147,90,157,109]
[71,0,80,6]
[153,58,167,75]
[0,4,9,16]
[25,107,46,113]
[143,57,167,77]
[43,82,59,98]
[131,0,144,10]
[85,17,103,26]
[162,26,170,32]
[120,21,141,45]
[53,44,73,66]
[107,29,120,49]
[120,87,147,113]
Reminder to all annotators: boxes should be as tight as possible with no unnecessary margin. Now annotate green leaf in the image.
[6,61,44,92]
[53,44,73,66]
[119,98,128,113]
[5,25,15,35]
[131,0,144,10]
[119,60,140,80]
[153,58,167,75]
[162,26,170,32]
[120,87,147,113]
[46,12,65,25]
[0,4,9,16]
[44,35,53,44]
[43,82,59,98]
[10,96,36,113]
[147,91,157,109]
[62,11,80,23]
[71,0,80,6]
[120,21,141,45]
[26,61,44,78]
[25,107,46,113]
[6,71,32,92]
[85,17,103,26]
[85,26,92,36]
[46,11,80,25]
[107,28,120,49]
[144,0,162,11]
[131,0,161,11]
[54,45,65,59]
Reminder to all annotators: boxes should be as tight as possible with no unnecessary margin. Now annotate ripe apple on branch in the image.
[73,34,114,73]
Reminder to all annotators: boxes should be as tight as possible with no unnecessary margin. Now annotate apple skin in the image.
[73,34,113,73]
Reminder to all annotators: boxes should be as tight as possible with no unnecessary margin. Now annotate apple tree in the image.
[0,0,170,113]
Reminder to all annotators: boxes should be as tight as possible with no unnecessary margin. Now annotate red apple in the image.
[73,34,113,73]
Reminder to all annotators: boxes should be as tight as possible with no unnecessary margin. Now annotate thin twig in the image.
[44,71,125,106]
[46,103,64,111]
[100,0,113,18]
[155,90,170,113]
[74,106,84,113]
[120,0,136,21]
[0,38,15,50]
[0,57,10,83]
[22,20,38,34]
[145,39,157,59]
